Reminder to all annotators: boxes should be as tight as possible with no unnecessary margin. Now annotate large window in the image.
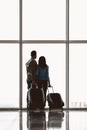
[0,0,87,109]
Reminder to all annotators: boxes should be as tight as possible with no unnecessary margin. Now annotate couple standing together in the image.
[26,50,51,107]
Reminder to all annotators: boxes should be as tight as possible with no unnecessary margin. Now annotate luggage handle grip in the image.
[48,86,54,94]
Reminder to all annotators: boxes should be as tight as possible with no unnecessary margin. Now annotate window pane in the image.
[70,0,87,40]
[23,0,66,40]
[23,44,65,108]
[0,0,19,40]
[69,44,87,108]
[0,44,19,108]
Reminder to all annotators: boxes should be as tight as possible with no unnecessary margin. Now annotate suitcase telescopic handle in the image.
[48,86,54,93]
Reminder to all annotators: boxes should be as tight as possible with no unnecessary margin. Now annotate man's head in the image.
[31,50,37,59]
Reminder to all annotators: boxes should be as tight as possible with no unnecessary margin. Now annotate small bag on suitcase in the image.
[27,87,45,110]
[47,87,64,109]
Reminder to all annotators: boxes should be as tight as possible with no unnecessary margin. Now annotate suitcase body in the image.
[47,92,64,109]
[27,87,45,110]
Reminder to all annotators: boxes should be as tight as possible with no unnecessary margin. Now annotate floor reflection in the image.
[1,110,87,130]
[27,110,64,130]
[0,111,19,130]
[27,110,46,130]
[47,110,64,129]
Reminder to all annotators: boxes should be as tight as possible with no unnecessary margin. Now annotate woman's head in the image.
[38,56,47,67]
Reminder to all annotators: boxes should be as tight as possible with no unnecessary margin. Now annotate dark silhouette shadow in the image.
[47,110,64,128]
[27,110,46,130]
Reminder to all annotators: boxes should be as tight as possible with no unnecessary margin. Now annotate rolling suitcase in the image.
[27,87,45,110]
[47,87,64,109]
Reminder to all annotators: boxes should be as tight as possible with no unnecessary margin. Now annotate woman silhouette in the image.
[36,56,51,107]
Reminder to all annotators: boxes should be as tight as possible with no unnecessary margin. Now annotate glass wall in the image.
[0,0,87,109]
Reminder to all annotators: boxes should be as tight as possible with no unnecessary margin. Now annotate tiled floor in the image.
[0,110,87,130]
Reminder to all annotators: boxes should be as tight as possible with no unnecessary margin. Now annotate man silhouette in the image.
[26,50,37,89]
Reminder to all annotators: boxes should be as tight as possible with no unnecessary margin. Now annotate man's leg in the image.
[27,80,32,89]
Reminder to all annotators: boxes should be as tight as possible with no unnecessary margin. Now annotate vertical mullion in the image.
[19,0,22,109]
[66,0,69,109]
[19,110,23,130]
[66,0,69,130]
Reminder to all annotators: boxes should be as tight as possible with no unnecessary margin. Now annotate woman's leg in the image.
[37,80,47,107]
[42,81,47,107]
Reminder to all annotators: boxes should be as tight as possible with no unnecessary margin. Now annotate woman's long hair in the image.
[38,56,47,67]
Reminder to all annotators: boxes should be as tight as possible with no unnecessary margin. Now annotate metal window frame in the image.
[19,0,22,110]
[0,0,87,110]
[66,0,69,109]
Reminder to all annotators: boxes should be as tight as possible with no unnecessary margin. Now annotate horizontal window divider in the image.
[0,40,19,43]
[22,40,66,43]
[0,40,87,44]
[69,40,87,43]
